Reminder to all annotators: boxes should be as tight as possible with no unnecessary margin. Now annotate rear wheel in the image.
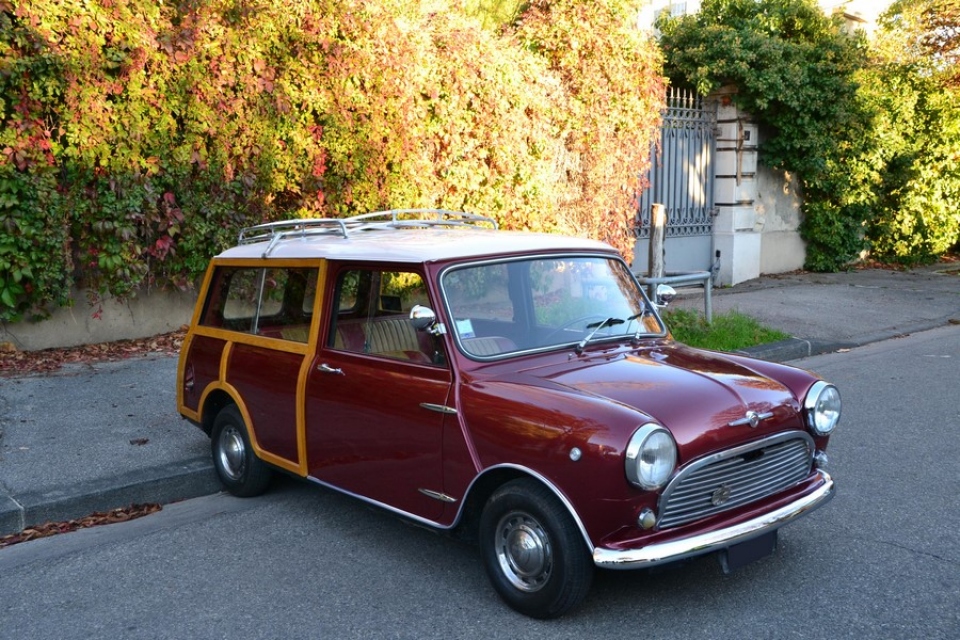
[479,479,593,619]
[211,405,272,497]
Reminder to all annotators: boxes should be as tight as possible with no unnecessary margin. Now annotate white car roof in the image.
[216,214,616,263]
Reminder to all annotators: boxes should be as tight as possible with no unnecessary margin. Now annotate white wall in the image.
[756,166,806,274]
[0,288,198,352]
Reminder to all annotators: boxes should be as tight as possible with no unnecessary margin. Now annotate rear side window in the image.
[200,266,318,342]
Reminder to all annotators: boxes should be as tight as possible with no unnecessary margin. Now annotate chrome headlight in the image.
[625,424,677,490]
[804,381,841,436]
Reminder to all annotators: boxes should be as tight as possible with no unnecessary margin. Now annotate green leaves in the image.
[659,0,874,270]
[660,0,960,269]
[0,164,70,321]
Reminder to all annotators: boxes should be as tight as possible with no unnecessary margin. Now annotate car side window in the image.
[200,266,318,342]
[328,268,444,365]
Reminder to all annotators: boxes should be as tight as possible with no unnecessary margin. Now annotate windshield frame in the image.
[438,252,668,361]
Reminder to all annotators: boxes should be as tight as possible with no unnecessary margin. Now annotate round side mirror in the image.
[409,304,437,332]
[655,284,677,307]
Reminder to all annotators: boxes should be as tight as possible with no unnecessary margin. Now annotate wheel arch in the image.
[456,465,595,554]
[199,387,240,436]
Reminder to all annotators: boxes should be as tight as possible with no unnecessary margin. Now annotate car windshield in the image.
[441,255,666,358]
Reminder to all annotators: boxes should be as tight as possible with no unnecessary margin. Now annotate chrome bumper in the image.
[593,470,834,570]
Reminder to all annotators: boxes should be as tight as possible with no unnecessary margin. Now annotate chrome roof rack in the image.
[238,209,498,257]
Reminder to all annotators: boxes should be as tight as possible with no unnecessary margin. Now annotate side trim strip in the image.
[306,475,446,529]
[594,470,834,570]
[305,463,596,553]
[418,488,459,503]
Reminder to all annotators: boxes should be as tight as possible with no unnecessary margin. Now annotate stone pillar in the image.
[709,87,762,286]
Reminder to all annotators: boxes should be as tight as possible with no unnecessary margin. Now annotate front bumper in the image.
[593,470,834,570]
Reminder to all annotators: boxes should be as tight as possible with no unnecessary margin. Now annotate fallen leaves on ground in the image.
[0,330,185,377]
[0,503,163,549]
[854,252,959,272]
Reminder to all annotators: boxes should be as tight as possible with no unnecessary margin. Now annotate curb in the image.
[738,317,958,364]
[0,456,221,537]
[737,337,857,363]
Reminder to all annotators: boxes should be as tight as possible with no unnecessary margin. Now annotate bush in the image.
[0,9,72,320]
[512,0,665,260]
[860,1,960,263]
[657,0,960,269]
[657,0,874,271]
[312,0,566,230]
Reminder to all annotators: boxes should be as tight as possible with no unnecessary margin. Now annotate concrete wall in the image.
[756,166,805,274]
[0,288,198,352]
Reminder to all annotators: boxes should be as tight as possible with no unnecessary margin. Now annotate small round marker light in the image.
[638,508,657,530]
[813,450,829,469]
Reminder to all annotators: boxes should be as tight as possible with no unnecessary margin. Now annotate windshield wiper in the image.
[627,310,650,340]
[577,317,623,353]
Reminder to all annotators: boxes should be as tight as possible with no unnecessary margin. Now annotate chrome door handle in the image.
[317,363,344,375]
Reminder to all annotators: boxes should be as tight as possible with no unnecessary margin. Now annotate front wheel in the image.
[211,404,272,497]
[479,479,594,619]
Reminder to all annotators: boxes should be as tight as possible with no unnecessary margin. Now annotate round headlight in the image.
[625,424,677,490]
[804,381,841,436]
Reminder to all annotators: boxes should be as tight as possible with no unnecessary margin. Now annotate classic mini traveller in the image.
[177,210,840,618]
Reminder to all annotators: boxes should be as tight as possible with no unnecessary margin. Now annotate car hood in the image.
[506,344,803,460]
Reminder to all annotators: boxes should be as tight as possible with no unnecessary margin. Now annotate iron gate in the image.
[635,88,717,274]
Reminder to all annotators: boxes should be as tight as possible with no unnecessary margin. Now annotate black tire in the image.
[479,478,594,619]
[210,404,272,497]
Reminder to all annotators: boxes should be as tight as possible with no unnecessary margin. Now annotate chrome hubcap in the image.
[495,511,552,592]
[217,425,246,481]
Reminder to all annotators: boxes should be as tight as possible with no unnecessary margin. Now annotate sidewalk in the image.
[674,263,960,362]
[2,265,958,536]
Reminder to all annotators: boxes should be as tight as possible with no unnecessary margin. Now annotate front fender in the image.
[457,379,653,545]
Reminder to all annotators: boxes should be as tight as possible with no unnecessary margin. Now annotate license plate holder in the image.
[719,530,778,574]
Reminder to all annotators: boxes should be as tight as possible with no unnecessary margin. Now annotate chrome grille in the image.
[657,432,814,529]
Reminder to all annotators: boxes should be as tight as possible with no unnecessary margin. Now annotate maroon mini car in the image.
[177,210,840,618]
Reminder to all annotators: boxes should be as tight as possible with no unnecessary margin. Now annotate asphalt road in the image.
[1,326,958,639]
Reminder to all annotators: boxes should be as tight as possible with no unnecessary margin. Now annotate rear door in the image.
[181,261,320,475]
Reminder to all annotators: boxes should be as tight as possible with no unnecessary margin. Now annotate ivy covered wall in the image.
[0,0,665,324]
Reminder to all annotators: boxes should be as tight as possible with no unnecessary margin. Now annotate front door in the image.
[304,266,452,521]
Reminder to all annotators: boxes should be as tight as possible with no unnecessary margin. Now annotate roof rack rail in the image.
[238,209,498,257]
[238,218,349,257]
[347,209,498,231]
